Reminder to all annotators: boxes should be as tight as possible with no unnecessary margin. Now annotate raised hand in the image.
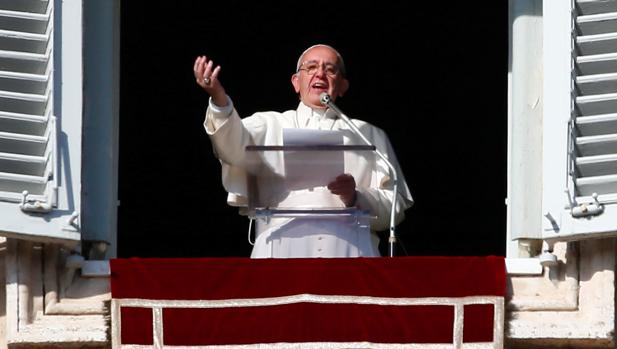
[193,55,227,107]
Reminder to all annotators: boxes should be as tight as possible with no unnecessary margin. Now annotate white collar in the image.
[296,102,338,128]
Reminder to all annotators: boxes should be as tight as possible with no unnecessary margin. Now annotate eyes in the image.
[298,61,340,77]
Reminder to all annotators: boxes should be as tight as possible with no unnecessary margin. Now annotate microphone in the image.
[320,93,400,257]
[319,92,332,105]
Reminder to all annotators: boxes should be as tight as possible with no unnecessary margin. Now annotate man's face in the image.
[291,46,349,109]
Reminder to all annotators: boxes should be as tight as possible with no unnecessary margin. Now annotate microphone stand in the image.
[320,93,399,257]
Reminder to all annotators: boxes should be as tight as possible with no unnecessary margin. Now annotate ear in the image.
[337,78,349,97]
[291,73,300,93]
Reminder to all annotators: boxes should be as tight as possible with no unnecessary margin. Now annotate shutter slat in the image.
[0,152,46,162]
[0,171,48,195]
[0,29,49,54]
[0,29,48,41]
[0,6,51,36]
[577,12,617,35]
[0,1,49,14]
[0,70,48,81]
[0,171,48,184]
[576,72,617,95]
[0,89,47,102]
[0,152,47,176]
[0,53,49,77]
[0,110,47,122]
[576,153,617,176]
[576,174,617,196]
[577,0,617,16]
[0,49,49,61]
[0,131,48,156]
[576,133,617,156]
[576,113,617,135]
[576,32,617,55]
[577,52,617,75]
[0,72,48,95]
[0,111,48,135]
[0,9,50,21]
[0,89,49,115]
[576,93,617,115]
[0,189,44,203]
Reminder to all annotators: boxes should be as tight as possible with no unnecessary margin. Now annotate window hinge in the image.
[19,190,53,213]
[567,191,604,218]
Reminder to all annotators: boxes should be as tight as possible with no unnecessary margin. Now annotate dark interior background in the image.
[118,1,508,258]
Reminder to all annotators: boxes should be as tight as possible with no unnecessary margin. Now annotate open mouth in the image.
[311,81,328,92]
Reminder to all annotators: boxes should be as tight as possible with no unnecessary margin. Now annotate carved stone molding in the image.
[4,239,110,348]
[507,239,616,348]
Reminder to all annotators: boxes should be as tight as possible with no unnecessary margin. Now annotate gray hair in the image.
[295,44,346,77]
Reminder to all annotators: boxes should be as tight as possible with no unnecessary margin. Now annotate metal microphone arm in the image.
[320,93,399,257]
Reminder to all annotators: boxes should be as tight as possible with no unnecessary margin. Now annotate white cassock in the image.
[204,97,413,258]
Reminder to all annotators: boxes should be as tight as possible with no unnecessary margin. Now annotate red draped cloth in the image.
[111,256,505,346]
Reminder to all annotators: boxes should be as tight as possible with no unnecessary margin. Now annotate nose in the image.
[314,65,328,77]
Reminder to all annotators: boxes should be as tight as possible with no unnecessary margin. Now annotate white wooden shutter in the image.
[0,0,83,243]
[574,1,617,204]
[0,0,56,207]
[542,0,617,241]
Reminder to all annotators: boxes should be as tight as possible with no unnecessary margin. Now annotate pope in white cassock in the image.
[193,44,413,258]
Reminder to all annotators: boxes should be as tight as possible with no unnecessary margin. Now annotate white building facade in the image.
[0,0,616,347]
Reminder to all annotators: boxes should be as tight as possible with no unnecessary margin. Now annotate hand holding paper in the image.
[327,174,357,207]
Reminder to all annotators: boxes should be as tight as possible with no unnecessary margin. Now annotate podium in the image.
[243,144,378,257]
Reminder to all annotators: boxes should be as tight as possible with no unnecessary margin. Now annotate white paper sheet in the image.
[283,128,344,146]
[282,129,344,191]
